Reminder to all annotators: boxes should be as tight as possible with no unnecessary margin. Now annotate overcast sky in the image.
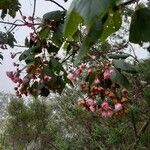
[0,0,149,94]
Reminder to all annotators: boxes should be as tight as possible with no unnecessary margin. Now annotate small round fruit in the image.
[108,92,116,99]
[121,88,128,95]
[121,97,128,104]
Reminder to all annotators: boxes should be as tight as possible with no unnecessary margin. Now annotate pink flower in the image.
[67,73,74,81]
[28,16,34,21]
[101,110,113,117]
[79,63,86,70]
[88,68,93,75]
[74,68,82,77]
[44,75,52,81]
[100,101,113,117]
[89,106,96,112]
[6,71,14,78]
[22,16,26,20]
[94,77,100,84]
[10,53,16,59]
[18,78,23,84]
[86,98,95,106]
[115,103,122,112]
[101,101,109,111]
[13,77,20,83]
[103,69,112,80]
[22,77,30,84]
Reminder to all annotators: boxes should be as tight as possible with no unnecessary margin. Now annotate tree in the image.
[0,0,150,149]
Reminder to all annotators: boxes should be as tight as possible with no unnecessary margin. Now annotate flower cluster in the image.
[6,59,54,97]
[73,61,129,118]
[6,71,22,84]
[78,95,128,117]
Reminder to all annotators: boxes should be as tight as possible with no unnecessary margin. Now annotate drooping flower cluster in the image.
[73,61,129,118]
[6,71,22,84]
[6,59,54,97]
[78,95,128,117]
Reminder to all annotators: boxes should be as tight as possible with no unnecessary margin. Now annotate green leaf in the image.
[7,32,17,48]
[112,59,137,73]
[25,37,30,47]
[47,43,59,53]
[129,8,150,44]
[110,69,129,88]
[19,50,30,61]
[0,32,16,48]
[19,46,41,62]
[39,26,51,40]
[55,76,66,94]
[43,10,65,22]
[30,46,41,54]
[0,53,3,60]
[43,65,55,77]
[64,0,115,38]
[50,57,65,73]
[108,53,130,59]
[25,55,35,64]
[0,0,18,9]
[0,0,20,19]
[101,10,122,41]
[74,0,115,26]
[52,23,64,46]
[47,45,59,53]
[64,9,82,38]
[1,9,7,19]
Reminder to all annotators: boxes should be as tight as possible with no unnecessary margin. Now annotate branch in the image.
[45,0,66,11]
[31,0,39,37]
[128,42,139,63]
[0,21,40,26]
[61,53,74,64]
[119,0,138,7]
[0,21,25,26]
[13,44,27,48]
[32,0,37,18]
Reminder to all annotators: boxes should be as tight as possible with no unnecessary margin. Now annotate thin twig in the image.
[131,111,138,139]
[45,0,66,11]
[31,0,42,44]
[0,21,25,26]
[32,0,37,18]
[8,25,17,33]
[119,0,138,7]
[0,21,40,26]
[128,42,139,63]
[61,53,74,64]
[13,44,27,48]
[18,9,23,17]
[138,119,149,136]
